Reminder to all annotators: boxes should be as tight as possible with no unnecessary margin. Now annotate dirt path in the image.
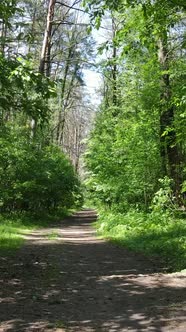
[0,209,185,332]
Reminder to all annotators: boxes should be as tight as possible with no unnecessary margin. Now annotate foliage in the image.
[0,0,185,273]
[0,1,85,246]
[85,0,186,206]
[0,54,56,126]
[85,50,162,211]
[150,177,178,213]
[0,0,19,22]
[0,127,83,212]
[0,46,82,216]
[84,1,186,272]
[96,208,186,272]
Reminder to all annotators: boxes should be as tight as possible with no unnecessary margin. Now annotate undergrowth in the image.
[0,208,70,253]
[96,209,186,272]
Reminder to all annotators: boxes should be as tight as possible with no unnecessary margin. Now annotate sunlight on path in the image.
[0,209,185,332]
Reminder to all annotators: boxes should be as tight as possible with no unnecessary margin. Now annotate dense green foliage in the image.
[96,209,186,271]
[84,1,186,270]
[0,54,82,213]
[0,0,185,271]
[0,128,82,212]
[0,55,55,125]
[0,1,83,234]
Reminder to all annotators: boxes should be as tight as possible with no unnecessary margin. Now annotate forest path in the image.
[0,209,185,332]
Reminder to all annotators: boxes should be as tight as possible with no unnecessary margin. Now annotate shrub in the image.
[0,129,83,212]
[96,209,186,272]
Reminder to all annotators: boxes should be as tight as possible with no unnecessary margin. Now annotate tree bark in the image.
[0,21,7,55]
[56,35,75,144]
[31,0,56,138]
[39,0,56,75]
[158,37,181,197]
[111,17,117,107]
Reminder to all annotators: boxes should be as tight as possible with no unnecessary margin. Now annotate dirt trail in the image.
[0,209,185,332]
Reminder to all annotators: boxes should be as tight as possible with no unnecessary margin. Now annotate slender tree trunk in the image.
[46,42,52,77]
[0,21,7,55]
[56,61,69,143]
[56,40,74,143]
[112,17,117,107]
[28,5,37,54]
[39,0,56,74]
[74,123,81,172]
[158,37,181,197]
[30,0,55,138]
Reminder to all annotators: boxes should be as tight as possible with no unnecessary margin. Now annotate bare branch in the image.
[56,1,86,13]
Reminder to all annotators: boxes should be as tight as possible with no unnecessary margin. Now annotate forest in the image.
[0,0,186,272]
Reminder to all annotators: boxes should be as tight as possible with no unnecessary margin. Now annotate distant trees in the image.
[0,0,95,167]
[37,0,95,169]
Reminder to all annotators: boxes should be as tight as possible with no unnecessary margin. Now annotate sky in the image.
[83,69,102,107]
[82,25,109,107]
[76,4,111,108]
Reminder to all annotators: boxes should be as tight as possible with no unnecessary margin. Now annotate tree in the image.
[84,0,186,210]
[84,0,186,202]
[0,1,84,213]
[39,0,56,75]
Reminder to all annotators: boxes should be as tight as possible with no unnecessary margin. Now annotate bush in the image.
[96,209,186,272]
[0,128,83,212]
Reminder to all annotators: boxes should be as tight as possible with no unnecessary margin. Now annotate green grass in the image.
[0,208,69,253]
[0,217,28,252]
[96,210,186,272]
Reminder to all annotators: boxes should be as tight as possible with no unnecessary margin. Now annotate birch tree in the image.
[39,0,56,75]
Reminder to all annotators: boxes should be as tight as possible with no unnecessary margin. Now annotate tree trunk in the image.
[39,0,56,75]
[31,0,56,138]
[0,21,7,55]
[111,17,117,107]
[56,39,74,143]
[28,5,37,54]
[158,37,181,197]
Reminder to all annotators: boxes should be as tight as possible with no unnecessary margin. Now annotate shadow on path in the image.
[0,209,185,331]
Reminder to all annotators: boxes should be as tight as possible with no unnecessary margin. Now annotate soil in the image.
[0,209,185,332]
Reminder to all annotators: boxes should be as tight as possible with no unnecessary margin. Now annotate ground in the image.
[0,209,185,332]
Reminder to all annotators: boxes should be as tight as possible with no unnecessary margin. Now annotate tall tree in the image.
[84,0,186,210]
[39,0,56,75]
[84,0,186,199]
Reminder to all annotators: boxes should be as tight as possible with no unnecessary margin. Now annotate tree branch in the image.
[56,0,86,13]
